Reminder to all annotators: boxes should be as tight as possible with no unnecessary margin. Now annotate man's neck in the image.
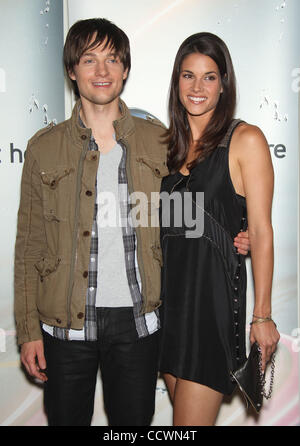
[79,98,121,153]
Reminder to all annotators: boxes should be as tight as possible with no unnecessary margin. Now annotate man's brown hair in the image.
[64,18,131,97]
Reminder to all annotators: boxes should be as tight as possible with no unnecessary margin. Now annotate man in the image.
[14,18,249,426]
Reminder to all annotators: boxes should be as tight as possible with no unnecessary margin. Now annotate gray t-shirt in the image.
[95,142,133,307]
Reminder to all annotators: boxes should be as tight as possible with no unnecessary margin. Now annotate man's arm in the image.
[14,146,47,352]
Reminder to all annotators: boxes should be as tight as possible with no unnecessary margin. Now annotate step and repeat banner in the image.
[0,0,299,426]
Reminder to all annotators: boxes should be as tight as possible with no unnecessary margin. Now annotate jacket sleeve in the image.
[14,146,47,345]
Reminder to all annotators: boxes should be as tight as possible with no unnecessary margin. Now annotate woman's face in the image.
[179,52,223,120]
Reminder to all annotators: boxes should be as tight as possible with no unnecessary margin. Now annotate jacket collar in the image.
[69,99,92,143]
[113,98,135,141]
[69,98,135,145]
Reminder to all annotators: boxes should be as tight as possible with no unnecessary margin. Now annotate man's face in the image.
[69,38,128,108]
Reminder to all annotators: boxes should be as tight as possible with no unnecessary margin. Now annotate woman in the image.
[159,32,280,426]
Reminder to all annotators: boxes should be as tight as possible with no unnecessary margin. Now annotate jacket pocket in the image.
[34,256,61,282]
[40,166,74,220]
[40,167,74,189]
[136,157,169,178]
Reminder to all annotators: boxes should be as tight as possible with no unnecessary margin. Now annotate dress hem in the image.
[159,367,235,396]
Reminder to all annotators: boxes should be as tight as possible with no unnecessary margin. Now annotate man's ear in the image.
[123,67,129,81]
[68,70,76,81]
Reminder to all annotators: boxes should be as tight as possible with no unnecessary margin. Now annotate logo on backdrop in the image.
[0,108,288,164]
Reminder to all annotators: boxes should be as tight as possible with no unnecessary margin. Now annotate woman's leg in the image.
[163,372,177,402]
[164,373,223,426]
[173,377,223,426]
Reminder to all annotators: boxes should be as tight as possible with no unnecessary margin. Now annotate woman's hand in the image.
[250,320,280,371]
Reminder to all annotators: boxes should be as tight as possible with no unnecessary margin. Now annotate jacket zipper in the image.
[66,139,90,328]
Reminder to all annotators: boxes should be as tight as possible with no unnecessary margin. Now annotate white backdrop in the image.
[0,0,299,427]
[0,0,65,426]
[67,0,300,426]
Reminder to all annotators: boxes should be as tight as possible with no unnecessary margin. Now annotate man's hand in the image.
[234,230,250,256]
[20,340,47,382]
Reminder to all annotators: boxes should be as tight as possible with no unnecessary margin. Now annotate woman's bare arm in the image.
[231,124,280,369]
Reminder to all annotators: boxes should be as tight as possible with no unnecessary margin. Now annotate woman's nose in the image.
[192,78,204,92]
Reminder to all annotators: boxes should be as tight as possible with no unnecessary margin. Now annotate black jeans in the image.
[43,307,160,426]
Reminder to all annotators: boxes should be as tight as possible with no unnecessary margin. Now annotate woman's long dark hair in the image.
[165,32,236,174]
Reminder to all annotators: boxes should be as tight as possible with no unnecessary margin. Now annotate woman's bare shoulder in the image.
[234,122,266,142]
[231,122,269,159]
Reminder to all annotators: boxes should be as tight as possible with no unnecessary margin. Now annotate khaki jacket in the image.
[14,100,168,345]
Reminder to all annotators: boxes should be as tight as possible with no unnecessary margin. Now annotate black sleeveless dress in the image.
[159,120,247,395]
